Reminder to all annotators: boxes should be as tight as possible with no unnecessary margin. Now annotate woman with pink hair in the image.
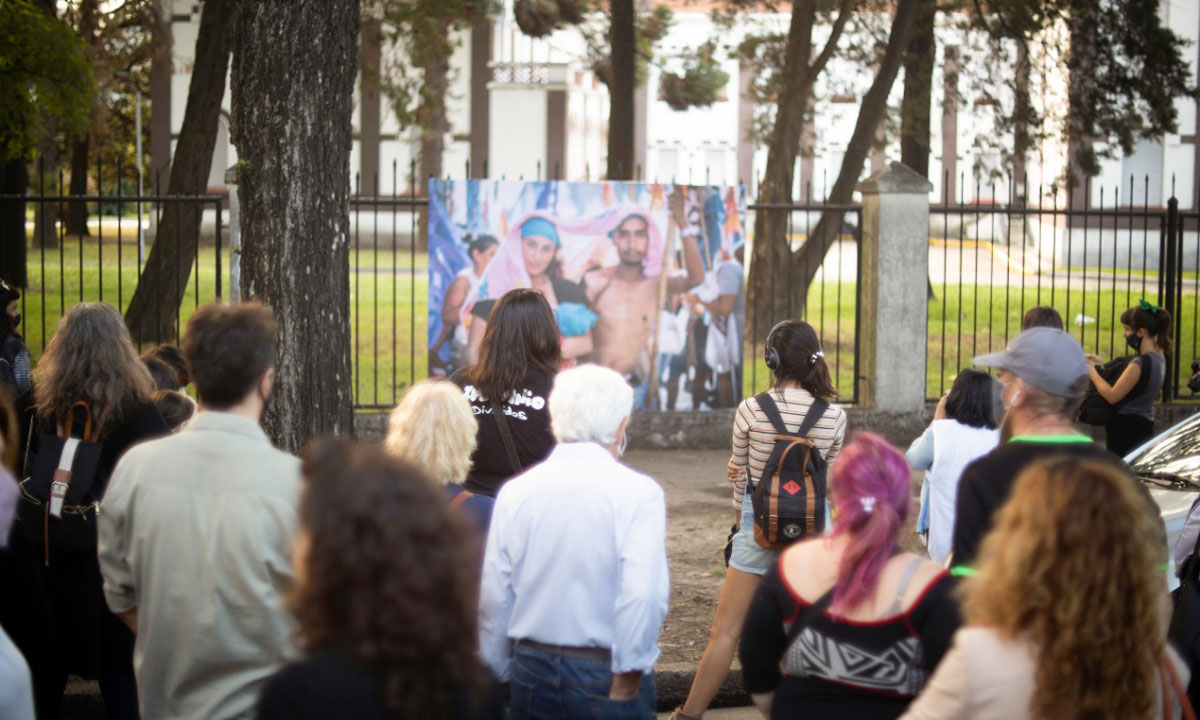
[738,433,960,719]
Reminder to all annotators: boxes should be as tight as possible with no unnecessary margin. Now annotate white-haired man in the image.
[479,363,669,719]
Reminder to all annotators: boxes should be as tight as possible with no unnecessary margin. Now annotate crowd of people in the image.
[0,280,1193,720]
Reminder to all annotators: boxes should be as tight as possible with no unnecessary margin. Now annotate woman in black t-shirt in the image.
[1085,301,1171,457]
[456,289,562,498]
[738,433,959,720]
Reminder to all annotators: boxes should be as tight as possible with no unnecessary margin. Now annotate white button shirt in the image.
[479,442,669,679]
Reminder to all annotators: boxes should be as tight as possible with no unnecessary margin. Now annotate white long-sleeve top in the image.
[478,442,669,680]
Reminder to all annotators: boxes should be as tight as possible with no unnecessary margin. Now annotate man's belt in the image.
[515,638,612,662]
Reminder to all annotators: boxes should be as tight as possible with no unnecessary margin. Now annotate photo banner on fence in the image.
[428,179,747,412]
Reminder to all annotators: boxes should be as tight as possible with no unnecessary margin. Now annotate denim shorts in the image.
[727,493,779,575]
[729,489,834,575]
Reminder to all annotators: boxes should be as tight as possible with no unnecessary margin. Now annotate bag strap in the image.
[1161,652,1197,720]
[754,392,789,435]
[491,402,522,475]
[798,398,830,439]
[785,585,836,649]
[61,401,95,443]
[449,489,475,511]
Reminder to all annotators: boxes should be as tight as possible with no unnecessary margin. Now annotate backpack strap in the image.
[798,398,830,439]
[449,489,475,511]
[754,392,789,435]
[491,402,522,475]
[885,555,925,616]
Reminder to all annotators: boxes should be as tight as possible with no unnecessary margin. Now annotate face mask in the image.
[1127,333,1142,352]
[9,313,18,328]
[0,467,17,549]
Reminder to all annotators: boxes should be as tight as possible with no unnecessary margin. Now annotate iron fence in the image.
[927,172,1200,402]
[745,200,863,404]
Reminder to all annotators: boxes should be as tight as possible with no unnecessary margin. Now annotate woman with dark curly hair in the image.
[256,439,500,720]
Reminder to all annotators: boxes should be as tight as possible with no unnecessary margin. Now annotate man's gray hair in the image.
[549,364,634,446]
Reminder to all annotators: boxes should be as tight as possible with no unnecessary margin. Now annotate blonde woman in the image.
[385,380,492,535]
[901,458,1188,720]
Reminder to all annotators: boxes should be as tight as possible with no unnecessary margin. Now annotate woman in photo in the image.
[466,215,594,366]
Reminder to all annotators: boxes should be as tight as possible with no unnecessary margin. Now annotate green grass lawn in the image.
[17,237,1200,408]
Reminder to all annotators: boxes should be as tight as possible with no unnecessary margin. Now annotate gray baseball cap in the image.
[973,327,1089,398]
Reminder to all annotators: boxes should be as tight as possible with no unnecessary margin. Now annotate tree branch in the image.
[810,0,855,79]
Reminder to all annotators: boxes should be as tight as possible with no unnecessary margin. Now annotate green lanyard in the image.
[1007,434,1093,444]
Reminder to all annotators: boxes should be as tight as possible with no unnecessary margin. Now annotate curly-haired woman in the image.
[257,439,501,720]
[900,458,1186,719]
[18,302,168,720]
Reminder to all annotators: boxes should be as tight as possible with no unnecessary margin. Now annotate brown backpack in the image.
[750,392,829,550]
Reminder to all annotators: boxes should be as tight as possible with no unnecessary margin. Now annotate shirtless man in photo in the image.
[583,194,704,405]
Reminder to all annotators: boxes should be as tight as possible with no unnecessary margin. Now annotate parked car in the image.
[1128,411,1200,588]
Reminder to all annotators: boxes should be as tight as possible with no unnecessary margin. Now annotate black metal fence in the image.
[744,200,863,404]
[927,172,1200,402]
[11,160,1196,411]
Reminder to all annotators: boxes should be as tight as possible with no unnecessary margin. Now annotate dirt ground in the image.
[623,448,925,668]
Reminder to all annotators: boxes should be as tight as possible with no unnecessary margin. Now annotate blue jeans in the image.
[509,643,656,720]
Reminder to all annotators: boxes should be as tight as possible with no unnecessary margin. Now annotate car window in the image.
[1129,413,1200,483]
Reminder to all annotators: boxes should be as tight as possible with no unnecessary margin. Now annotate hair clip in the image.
[1138,298,1160,314]
[810,349,825,364]
[860,496,876,514]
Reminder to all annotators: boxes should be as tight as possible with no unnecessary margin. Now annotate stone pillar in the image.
[856,161,932,412]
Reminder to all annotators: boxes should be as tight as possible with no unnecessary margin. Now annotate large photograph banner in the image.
[428,179,746,411]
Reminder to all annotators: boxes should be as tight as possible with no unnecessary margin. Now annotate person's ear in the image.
[259,366,276,400]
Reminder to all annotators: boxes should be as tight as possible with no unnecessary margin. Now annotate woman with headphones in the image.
[671,320,847,720]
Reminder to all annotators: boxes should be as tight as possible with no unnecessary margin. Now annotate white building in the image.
[156,0,1200,209]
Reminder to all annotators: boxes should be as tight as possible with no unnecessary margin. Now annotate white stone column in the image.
[856,162,932,412]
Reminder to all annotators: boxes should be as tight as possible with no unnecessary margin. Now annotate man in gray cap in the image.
[950,327,1125,566]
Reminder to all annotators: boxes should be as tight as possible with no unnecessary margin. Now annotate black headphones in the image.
[764,320,789,371]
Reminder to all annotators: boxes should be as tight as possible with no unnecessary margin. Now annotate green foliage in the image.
[659,41,730,111]
[378,0,492,132]
[968,0,1194,176]
[0,0,95,161]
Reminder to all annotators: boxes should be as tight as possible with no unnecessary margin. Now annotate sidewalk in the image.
[659,708,759,719]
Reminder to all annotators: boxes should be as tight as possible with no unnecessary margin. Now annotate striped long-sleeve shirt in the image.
[730,387,847,511]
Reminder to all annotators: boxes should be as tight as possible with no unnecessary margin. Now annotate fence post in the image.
[855,161,933,412]
[1163,196,1179,400]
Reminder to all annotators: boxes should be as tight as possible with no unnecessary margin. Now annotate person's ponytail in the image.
[1155,308,1174,355]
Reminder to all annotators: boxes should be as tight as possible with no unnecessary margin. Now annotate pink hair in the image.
[828,432,911,613]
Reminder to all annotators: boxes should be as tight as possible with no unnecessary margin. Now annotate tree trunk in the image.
[0,158,28,287]
[790,0,921,317]
[231,0,358,451]
[415,19,450,253]
[65,133,90,236]
[123,0,235,345]
[746,0,815,342]
[607,0,635,179]
[899,0,935,178]
[1011,40,1031,205]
